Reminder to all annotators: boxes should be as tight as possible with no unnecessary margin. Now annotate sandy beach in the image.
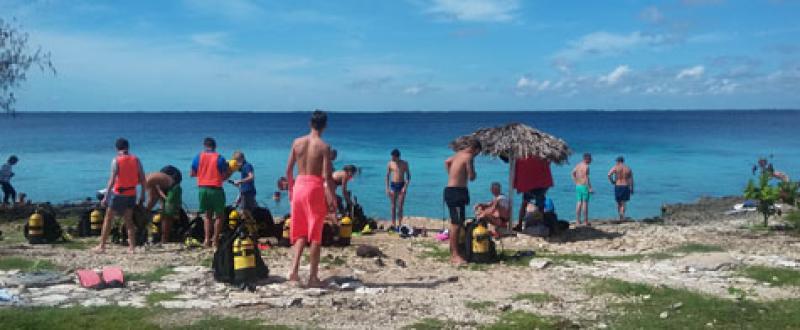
[1,197,799,329]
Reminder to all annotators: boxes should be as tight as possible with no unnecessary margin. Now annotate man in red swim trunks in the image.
[285,110,336,288]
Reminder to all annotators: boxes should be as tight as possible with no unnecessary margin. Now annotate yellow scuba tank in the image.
[151,213,162,243]
[472,223,490,254]
[282,218,291,240]
[27,212,44,239]
[338,217,352,246]
[228,209,240,230]
[228,159,241,172]
[90,209,103,236]
[233,234,256,285]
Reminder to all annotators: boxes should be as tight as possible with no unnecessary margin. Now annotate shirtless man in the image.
[143,172,174,212]
[386,149,411,229]
[571,153,593,226]
[332,165,357,214]
[608,156,634,221]
[444,137,481,265]
[285,110,336,288]
[474,182,510,235]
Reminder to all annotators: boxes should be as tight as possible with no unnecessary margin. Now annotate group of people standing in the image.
[571,153,635,225]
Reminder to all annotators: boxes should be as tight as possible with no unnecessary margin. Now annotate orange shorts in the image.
[290,175,327,244]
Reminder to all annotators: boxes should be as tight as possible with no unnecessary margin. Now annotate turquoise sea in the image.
[1,111,798,221]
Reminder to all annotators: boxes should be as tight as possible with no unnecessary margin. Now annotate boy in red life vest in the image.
[94,138,146,254]
[190,137,231,248]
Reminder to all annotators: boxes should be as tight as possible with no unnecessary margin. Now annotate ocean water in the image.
[1,111,798,221]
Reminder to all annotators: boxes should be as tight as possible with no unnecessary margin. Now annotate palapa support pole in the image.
[508,154,515,231]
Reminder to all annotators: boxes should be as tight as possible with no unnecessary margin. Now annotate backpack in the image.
[77,210,92,237]
[160,165,182,185]
[24,206,64,244]
[349,198,377,233]
[165,208,190,243]
[183,214,205,245]
[212,224,269,287]
[462,219,498,264]
[111,206,148,246]
[250,207,278,239]
[321,222,338,247]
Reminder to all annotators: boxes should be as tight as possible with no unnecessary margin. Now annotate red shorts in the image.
[290,175,327,244]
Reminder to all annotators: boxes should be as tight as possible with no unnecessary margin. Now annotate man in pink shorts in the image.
[285,110,336,288]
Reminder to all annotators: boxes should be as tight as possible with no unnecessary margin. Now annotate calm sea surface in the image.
[1,111,798,220]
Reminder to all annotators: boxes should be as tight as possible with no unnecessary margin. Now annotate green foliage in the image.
[127,266,175,283]
[744,172,782,227]
[778,181,799,205]
[481,311,574,330]
[738,265,800,287]
[785,210,800,232]
[0,256,57,271]
[0,306,158,330]
[177,317,293,330]
[590,278,800,329]
[0,19,56,116]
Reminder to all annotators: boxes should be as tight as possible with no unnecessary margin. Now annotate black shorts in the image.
[240,192,257,211]
[523,187,548,211]
[443,187,469,225]
[615,185,631,202]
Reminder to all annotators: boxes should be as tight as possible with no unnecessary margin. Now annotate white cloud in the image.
[676,65,705,79]
[705,78,738,94]
[190,32,228,49]
[599,65,631,85]
[556,31,667,60]
[425,0,520,22]
[639,6,664,24]
[515,76,557,95]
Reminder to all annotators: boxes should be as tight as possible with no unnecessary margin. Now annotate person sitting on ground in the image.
[474,182,511,235]
[1,155,19,207]
[332,164,357,213]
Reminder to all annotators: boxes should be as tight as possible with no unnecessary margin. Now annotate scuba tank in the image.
[338,216,352,246]
[27,212,45,244]
[279,218,291,247]
[151,213,162,243]
[232,232,256,290]
[469,221,498,264]
[90,209,103,236]
[228,209,240,231]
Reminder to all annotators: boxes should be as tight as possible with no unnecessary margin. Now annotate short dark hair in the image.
[583,153,592,159]
[491,182,501,190]
[616,156,625,163]
[115,138,129,151]
[204,137,216,149]
[391,149,400,157]
[8,155,18,164]
[342,164,358,175]
[310,110,327,130]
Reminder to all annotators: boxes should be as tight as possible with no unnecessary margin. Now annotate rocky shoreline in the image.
[1,196,799,329]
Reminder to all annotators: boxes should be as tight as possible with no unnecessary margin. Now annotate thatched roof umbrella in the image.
[450,123,571,227]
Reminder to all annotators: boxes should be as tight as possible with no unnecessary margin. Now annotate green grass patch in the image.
[199,257,212,267]
[465,300,494,311]
[415,241,450,263]
[0,306,159,330]
[320,255,347,266]
[145,292,180,306]
[589,277,800,329]
[511,292,556,304]
[404,318,474,330]
[58,215,81,228]
[59,238,98,250]
[177,317,292,330]
[127,266,175,283]
[0,256,57,271]
[668,243,724,254]
[738,265,800,287]
[482,311,574,330]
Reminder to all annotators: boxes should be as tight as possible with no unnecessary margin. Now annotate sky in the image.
[2,0,799,111]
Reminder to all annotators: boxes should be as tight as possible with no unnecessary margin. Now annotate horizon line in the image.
[7,108,800,114]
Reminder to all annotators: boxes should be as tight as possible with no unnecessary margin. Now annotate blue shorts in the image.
[390,181,405,193]
[615,185,631,202]
[108,193,136,214]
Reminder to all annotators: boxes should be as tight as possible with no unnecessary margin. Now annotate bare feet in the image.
[92,245,106,254]
[450,256,467,266]
[127,247,136,254]
[286,273,301,287]
[203,240,212,248]
[307,277,325,288]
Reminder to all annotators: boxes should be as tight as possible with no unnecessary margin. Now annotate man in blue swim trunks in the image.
[608,156,634,221]
[386,149,411,229]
